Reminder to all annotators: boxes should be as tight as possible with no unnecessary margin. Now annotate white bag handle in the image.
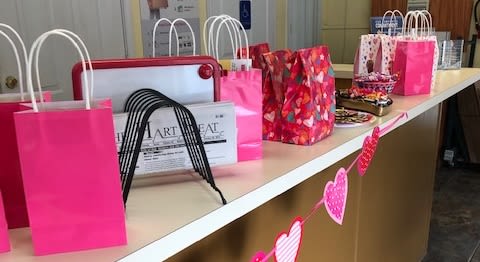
[217,16,241,58]
[33,29,93,105]
[380,10,403,36]
[215,17,249,60]
[209,16,236,59]
[0,24,27,101]
[152,18,178,57]
[27,29,93,112]
[203,15,228,55]
[420,10,433,36]
[205,15,239,58]
[402,11,416,37]
[405,11,431,40]
[210,16,238,59]
[169,18,196,56]
[204,15,229,56]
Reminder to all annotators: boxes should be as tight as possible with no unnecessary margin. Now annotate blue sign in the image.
[239,0,251,30]
[370,16,403,35]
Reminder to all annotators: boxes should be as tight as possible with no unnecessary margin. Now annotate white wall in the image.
[0,0,126,99]
[205,0,276,58]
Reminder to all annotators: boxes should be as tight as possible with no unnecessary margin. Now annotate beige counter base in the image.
[169,105,440,262]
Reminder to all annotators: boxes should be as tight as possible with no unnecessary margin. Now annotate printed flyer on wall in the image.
[139,0,200,57]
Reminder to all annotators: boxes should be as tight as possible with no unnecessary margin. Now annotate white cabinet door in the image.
[206,0,276,59]
[0,0,126,100]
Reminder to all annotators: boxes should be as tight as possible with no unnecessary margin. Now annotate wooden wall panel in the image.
[429,0,473,40]
[372,0,473,40]
[371,0,407,17]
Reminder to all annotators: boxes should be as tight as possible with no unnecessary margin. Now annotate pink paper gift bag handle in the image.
[152,18,195,57]
[204,15,239,57]
[380,10,404,36]
[214,17,249,61]
[28,29,93,111]
[152,18,175,56]
[169,18,196,56]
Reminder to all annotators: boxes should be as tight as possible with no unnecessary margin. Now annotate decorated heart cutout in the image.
[316,71,324,83]
[264,111,275,123]
[295,98,302,108]
[274,217,303,262]
[324,168,348,225]
[251,251,266,262]
[357,127,380,176]
[303,116,314,128]
[292,136,300,144]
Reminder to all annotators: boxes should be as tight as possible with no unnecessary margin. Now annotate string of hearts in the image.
[251,112,408,262]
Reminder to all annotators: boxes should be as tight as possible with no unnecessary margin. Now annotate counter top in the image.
[2,67,480,262]
[332,64,354,79]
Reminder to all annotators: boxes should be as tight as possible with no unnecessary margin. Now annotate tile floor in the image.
[423,166,480,262]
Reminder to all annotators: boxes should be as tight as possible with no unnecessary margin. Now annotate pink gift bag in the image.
[0,191,11,253]
[353,34,382,75]
[210,16,263,161]
[236,42,271,69]
[392,11,436,96]
[0,25,51,229]
[353,11,403,77]
[220,69,263,161]
[261,49,293,141]
[0,93,51,230]
[14,29,126,255]
[281,46,336,146]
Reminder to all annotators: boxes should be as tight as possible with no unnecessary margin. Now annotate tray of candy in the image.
[336,96,392,117]
[354,72,398,94]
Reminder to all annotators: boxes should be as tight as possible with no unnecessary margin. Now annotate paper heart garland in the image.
[251,113,408,261]
[274,217,303,262]
[357,127,380,176]
[251,251,266,262]
[324,168,348,225]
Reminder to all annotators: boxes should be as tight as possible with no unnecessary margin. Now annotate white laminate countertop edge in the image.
[119,70,480,261]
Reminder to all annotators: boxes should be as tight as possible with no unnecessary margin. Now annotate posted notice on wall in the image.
[139,0,200,57]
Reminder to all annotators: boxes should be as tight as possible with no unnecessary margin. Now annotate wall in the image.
[126,0,288,58]
[470,0,480,67]
[321,0,371,64]
[0,0,126,99]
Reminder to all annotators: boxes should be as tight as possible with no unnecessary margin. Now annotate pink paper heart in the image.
[357,127,380,176]
[294,108,301,115]
[316,71,324,83]
[324,168,348,225]
[264,111,275,123]
[303,116,314,128]
[274,217,303,262]
[295,98,302,107]
[251,251,266,262]
[292,136,299,144]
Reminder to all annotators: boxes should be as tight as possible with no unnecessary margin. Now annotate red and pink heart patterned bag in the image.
[281,46,336,145]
